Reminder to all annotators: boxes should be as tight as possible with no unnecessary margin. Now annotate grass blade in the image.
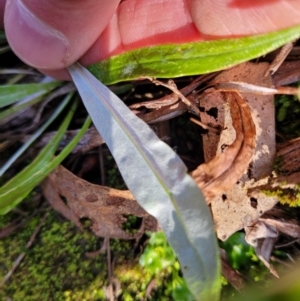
[0,92,74,176]
[0,98,91,215]
[68,63,220,300]
[0,81,62,108]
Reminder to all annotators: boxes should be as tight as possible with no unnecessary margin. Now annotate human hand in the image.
[1,0,300,79]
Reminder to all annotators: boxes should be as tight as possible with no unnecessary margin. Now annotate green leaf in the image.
[68,63,220,301]
[0,81,62,108]
[0,92,74,177]
[0,93,44,122]
[0,97,91,215]
[88,25,300,84]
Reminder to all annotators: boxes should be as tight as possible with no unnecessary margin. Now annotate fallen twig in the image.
[265,41,295,76]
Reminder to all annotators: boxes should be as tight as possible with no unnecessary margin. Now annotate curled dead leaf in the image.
[245,216,300,277]
[191,91,256,202]
[42,165,157,239]
[189,62,278,241]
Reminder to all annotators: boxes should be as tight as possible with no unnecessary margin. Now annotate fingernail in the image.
[5,0,69,69]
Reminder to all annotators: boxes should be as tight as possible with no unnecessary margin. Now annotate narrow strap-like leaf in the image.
[0,98,91,215]
[0,81,62,108]
[68,63,220,300]
[88,25,300,84]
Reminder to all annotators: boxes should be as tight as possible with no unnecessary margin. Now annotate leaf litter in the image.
[191,62,278,240]
[42,165,157,240]
[189,61,300,274]
[39,52,300,282]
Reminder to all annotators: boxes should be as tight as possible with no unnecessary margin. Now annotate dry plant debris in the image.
[28,126,104,154]
[245,211,300,277]
[39,58,300,277]
[42,165,157,239]
[39,61,300,246]
[191,91,256,202]
[220,248,246,292]
[190,62,279,240]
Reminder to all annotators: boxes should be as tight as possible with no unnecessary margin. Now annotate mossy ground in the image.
[0,209,107,301]
[0,205,190,301]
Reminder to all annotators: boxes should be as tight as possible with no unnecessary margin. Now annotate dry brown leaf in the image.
[191,62,278,240]
[203,62,276,180]
[141,101,187,124]
[262,218,300,238]
[211,180,279,241]
[244,216,300,277]
[191,91,256,202]
[42,165,157,239]
[245,220,279,277]
[272,60,300,86]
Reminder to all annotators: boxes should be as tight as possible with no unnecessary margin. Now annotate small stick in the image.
[145,77,201,116]
[85,237,108,258]
[215,81,300,96]
[0,211,49,287]
[131,73,217,109]
[265,41,295,76]
[190,117,220,134]
[104,237,114,301]
[99,145,106,186]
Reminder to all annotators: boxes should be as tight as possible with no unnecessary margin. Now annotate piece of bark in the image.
[42,165,157,239]
[276,138,300,176]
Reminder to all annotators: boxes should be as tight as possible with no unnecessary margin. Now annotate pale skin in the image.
[1,0,300,79]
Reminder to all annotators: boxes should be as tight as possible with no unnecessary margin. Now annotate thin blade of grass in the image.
[0,92,74,176]
[0,98,91,215]
[0,82,62,108]
[0,46,10,54]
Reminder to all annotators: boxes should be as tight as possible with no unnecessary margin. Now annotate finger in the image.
[4,0,120,69]
[81,0,300,67]
[189,0,300,38]
[81,0,202,65]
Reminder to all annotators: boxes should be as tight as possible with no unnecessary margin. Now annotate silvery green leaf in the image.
[68,63,220,300]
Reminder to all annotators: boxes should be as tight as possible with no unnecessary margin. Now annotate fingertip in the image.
[38,67,71,81]
[5,0,70,69]
[4,0,119,70]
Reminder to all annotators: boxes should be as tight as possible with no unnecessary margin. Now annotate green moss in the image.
[0,210,191,301]
[263,185,300,207]
[0,210,108,301]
